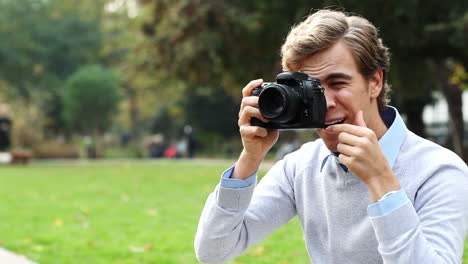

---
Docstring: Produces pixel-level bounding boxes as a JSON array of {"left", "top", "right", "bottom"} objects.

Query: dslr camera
[{"left": 251, "top": 71, "right": 327, "bottom": 130}]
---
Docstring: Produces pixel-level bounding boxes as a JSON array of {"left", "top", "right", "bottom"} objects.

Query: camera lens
[
  {"left": 259, "top": 88, "right": 284, "bottom": 119},
  {"left": 258, "top": 85, "right": 299, "bottom": 122}
]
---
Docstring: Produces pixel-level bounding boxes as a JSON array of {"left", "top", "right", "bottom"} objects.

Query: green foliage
[
  {"left": 0, "top": 0, "right": 466, "bottom": 152},
  {"left": 141, "top": 0, "right": 467, "bottom": 143},
  {"left": 149, "top": 103, "right": 189, "bottom": 143},
  {"left": 140, "top": 0, "right": 311, "bottom": 94},
  {"left": 139, "top": 0, "right": 316, "bottom": 144},
  {"left": 150, "top": 104, "right": 176, "bottom": 136},
  {"left": 0, "top": 0, "right": 116, "bottom": 136},
  {"left": 141, "top": 0, "right": 468, "bottom": 94},
  {"left": 0, "top": 0, "right": 102, "bottom": 97},
  {"left": 62, "top": 65, "right": 121, "bottom": 134},
  {"left": 451, "top": 63, "right": 468, "bottom": 90},
  {"left": 182, "top": 88, "right": 239, "bottom": 137}
]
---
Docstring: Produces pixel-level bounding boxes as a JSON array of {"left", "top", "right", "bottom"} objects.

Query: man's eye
[{"left": 330, "top": 82, "right": 346, "bottom": 86}]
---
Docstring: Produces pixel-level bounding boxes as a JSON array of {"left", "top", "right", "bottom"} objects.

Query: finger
[
  {"left": 239, "top": 96, "right": 259, "bottom": 116},
  {"left": 326, "top": 124, "right": 368, "bottom": 137},
  {"left": 337, "top": 132, "right": 365, "bottom": 146},
  {"left": 354, "top": 110, "right": 367, "bottom": 128},
  {"left": 239, "top": 125, "right": 269, "bottom": 138},
  {"left": 238, "top": 105, "right": 268, "bottom": 126},
  {"left": 338, "top": 153, "right": 352, "bottom": 167},
  {"left": 267, "top": 129, "right": 280, "bottom": 140},
  {"left": 337, "top": 143, "right": 362, "bottom": 157},
  {"left": 242, "top": 79, "right": 263, "bottom": 97}
]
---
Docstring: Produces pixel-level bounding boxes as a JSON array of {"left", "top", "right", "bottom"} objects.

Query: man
[
  {"left": 0, "top": 104, "right": 12, "bottom": 164},
  {"left": 195, "top": 10, "right": 468, "bottom": 264},
  {"left": 0, "top": 116, "right": 11, "bottom": 152}
]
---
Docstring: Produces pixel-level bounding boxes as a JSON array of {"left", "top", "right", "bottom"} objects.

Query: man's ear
[{"left": 369, "top": 69, "right": 383, "bottom": 99}]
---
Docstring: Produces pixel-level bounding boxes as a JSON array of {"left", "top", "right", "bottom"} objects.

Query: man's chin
[
  {"left": 317, "top": 130, "right": 339, "bottom": 152},
  {"left": 317, "top": 129, "right": 339, "bottom": 138},
  {"left": 318, "top": 128, "right": 336, "bottom": 135},
  {"left": 323, "top": 143, "right": 338, "bottom": 153}
]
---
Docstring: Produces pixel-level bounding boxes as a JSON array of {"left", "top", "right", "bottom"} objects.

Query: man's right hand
[{"left": 232, "top": 79, "right": 279, "bottom": 180}]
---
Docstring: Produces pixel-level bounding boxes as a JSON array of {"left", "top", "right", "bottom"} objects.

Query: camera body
[{"left": 251, "top": 71, "right": 327, "bottom": 130}]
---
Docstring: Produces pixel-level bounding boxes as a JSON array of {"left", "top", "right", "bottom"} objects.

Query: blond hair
[{"left": 281, "top": 10, "right": 391, "bottom": 112}]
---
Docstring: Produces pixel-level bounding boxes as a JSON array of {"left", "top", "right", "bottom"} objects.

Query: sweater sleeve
[
  {"left": 194, "top": 159, "right": 297, "bottom": 264},
  {"left": 369, "top": 164, "right": 468, "bottom": 264}
]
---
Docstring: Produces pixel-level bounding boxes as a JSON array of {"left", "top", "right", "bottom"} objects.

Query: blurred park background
[
  {"left": 0, "top": 0, "right": 467, "bottom": 263},
  {"left": 0, "top": 0, "right": 467, "bottom": 161}
]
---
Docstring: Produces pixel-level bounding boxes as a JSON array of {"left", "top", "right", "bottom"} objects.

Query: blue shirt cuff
[
  {"left": 220, "top": 165, "right": 257, "bottom": 189},
  {"left": 368, "top": 189, "right": 409, "bottom": 217}
]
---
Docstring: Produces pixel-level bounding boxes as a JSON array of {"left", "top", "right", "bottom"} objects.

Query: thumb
[{"left": 355, "top": 110, "right": 367, "bottom": 127}]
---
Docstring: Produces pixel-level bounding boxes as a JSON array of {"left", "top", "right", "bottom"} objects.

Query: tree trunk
[
  {"left": 404, "top": 100, "right": 427, "bottom": 138},
  {"left": 440, "top": 59, "right": 465, "bottom": 159},
  {"left": 128, "top": 88, "right": 139, "bottom": 136},
  {"left": 123, "top": 84, "right": 139, "bottom": 138}
]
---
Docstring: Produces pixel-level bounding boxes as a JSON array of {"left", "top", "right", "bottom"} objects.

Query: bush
[
  {"left": 62, "top": 64, "right": 121, "bottom": 135},
  {"left": 33, "top": 140, "right": 80, "bottom": 159}
]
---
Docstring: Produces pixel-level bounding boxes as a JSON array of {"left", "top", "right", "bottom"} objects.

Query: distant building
[{"left": 422, "top": 91, "right": 468, "bottom": 146}]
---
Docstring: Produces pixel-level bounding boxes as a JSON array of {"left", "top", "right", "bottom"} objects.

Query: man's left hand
[{"left": 326, "top": 110, "right": 400, "bottom": 202}]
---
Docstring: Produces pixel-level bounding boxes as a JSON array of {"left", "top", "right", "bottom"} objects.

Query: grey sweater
[{"left": 195, "top": 113, "right": 468, "bottom": 263}]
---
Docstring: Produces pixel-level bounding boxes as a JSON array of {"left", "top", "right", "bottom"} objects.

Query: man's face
[{"left": 298, "top": 40, "right": 382, "bottom": 152}]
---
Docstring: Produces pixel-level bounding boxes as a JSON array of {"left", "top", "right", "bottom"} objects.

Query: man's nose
[{"left": 324, "top": 90, "right": 336, "bottom": 109}]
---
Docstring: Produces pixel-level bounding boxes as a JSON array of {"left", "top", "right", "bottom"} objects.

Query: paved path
[{"left": 0, "top": 248, "right": 37, "bottom": 264}]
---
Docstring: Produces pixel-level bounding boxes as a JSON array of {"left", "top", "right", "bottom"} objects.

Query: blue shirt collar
[
  {"left": 320, "top": 106, "right": 407, "bottom": 172},
  {"left": 378, "top": 106, "right": 407, "bottom": 168}
]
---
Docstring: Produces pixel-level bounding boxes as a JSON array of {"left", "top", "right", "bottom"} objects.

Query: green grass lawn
[
  {"left": 1, "top": 160, "right": 467, "bottom": 264},
  {"left": 0, "top": 161, "right": 310, "bottom": 264}
]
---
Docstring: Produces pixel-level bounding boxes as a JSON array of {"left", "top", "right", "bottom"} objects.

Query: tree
[
  {"left": 62, "top": 65, "right": 121, "bottom": 135},
  {"left": 440, "top": 60, "right": 467, "bottom": 157},
  {"left": 137, "top": 0, "right": 314, "bottom": 144},
  {"left": 140, "top": 0, "right": 467, "bottom": 158},
  {"left": 0, "top": 0, "right": 135, "bottom": 138},
  {"left": 344, "top": 0, "right": 467, "bottom": 157},
  {"left": 182, "top": 88, "right": 239, "bottom": 137},
  {"left": 0, "top": 0, "right": 105, "bottom": 135}
]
